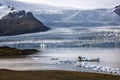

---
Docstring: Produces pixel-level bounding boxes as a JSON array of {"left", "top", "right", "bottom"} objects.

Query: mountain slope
[
  {"left": 114, "top": 5, "right": 120, "bottom": 16},
  {"left": 0, "top": 3, "right": 49, "bottom": 36},
  {"left": 35, "top": 9, "right": 120, "bottom": 22},
  {"left": 0, "top": 3, "right": 11, "bottom": 19},
  {"left": 34, "top": 9, "right": 120, "bottom": 27}
]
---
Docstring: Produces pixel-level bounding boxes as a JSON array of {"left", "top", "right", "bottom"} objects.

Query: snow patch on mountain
[
  {"left": 34, "top": 9, "right": 63, "bottom": 14},
  {"left": 0, "top": 4, "right": 11, "bottom": 19}
]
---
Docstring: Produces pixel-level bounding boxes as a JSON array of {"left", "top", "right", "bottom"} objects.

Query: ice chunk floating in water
[{"left": 52, "top": 57, "right": 120, "bottom": 75}]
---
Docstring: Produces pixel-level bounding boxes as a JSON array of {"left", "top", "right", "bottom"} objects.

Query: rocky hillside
[{"left": 0, "top": 3, "right": 49, "bottom": 36}]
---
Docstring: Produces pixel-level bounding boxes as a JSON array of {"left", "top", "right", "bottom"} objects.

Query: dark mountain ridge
[
  {"left": 114, "top": 5, "right": 120, "bottom": 16},
  {"left": 0, "top": 3, "right": 49, "bottom": 36}
]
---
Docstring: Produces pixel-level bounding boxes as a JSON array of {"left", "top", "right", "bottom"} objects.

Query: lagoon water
[
  {"left": 0, "top": 47, "right": 120, "bottom": 71},
  {"left": 0, "top": 26, "right": 120, "bottom": 72}
]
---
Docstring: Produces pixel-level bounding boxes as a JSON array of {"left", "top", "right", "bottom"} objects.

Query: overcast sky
[{"left": 14, "top": 0, "right": 119, "bottom": 9}]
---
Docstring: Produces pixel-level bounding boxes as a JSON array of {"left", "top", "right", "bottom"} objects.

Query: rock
[
  {"left": 2, "top": 10, "right": 26, "bottom": 19},
  {"left": 0, "top": 46, "right": 39, "bottom": 57},
  {"left": 114, "top": 5, "right": 120, "bottom": 16},
  {"left": 0, "top": 3, "right": 2, "bottom": 6},
  {"left": 0, "top": 10, "right": 49, "bottom": 36},
  {"left": 10, "top": 7, "right": 16, "bottom": 11},
  {"left": 22, "top": 49, "right": 40, "bottom": 55},
  {"left": 26, "top": 12, "right": 33, "bottom": 17},
  {"left": 7, "top": 6, "right": 11, "bottom": 8}
]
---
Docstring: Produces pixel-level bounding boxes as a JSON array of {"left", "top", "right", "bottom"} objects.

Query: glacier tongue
[{"left": 0, "top": 26, "right": 120, "bottom": 48}]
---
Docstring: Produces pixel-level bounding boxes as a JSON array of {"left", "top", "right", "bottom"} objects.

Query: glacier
[
  {"left": 0, "top": 26, "right": 120, "bottom": 48},
  {"left": 0, "top": 3, "right": 120, "bottom": 48}
]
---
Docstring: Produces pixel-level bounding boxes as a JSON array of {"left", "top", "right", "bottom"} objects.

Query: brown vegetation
[
  {"left": 0, "top": 46, "right": 39, "bottom": 57},
  {"left": 0, "top": 70, "right": 120, "bottom": 80}
]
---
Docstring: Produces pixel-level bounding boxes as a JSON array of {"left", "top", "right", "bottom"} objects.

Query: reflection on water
[{"left": 0, "top": 48, "right": 120, "bottom": 71}]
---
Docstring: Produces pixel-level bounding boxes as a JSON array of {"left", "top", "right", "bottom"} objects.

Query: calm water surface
[{"left": 0, "top": 48, "right": 120, "bottom": 71}]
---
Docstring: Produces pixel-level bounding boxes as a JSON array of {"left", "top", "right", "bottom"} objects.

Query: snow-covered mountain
[
  {"left": 0, "top": 3, "right": 49, "bottom": 36},
  {"left": 0, "top": 2, "right": 19, "bottom": 19},
  {"left": 1, "top": 0, "right": 119, "bottom": 27},
  {"left": 34, "top": 9, "right": 120, "bottom": 27},
  {"left": 0, "top": 1, "right": 120, "bottom": 48},
  {"left": 0, "top": 3, "right": 11, "bottom": 19},
  {"left": 34, "top": 9, "right": 120, "bottom": 21}
]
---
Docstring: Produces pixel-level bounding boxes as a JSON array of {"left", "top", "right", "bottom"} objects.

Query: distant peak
[
  {"left": 1, "top": 10, "right": 35, "bottom": 20},
  {"left": 10, "top": 7, "right": 16, "bottom": 11},
  {"left": 26, "top": 12, "right": 33, "bottom": 17},
  {"left": 114, "top": 5, "right": 120, "bottom": 16},
  {"left": 2, "top": 10, "right": 26, "bottom": 19},
  {"left": 115, "top": 5, "right": 120, "bottom": 8}
]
